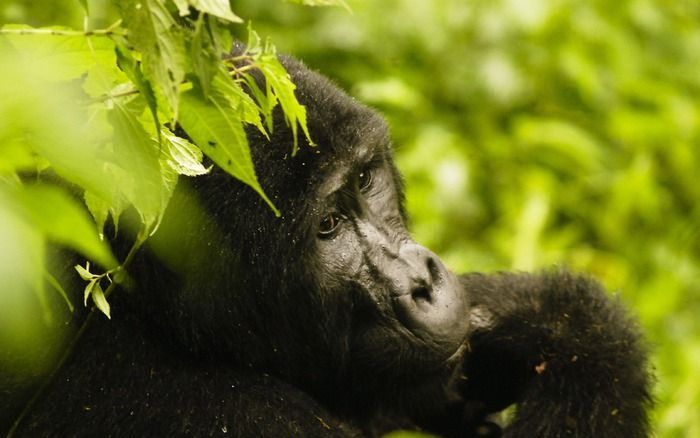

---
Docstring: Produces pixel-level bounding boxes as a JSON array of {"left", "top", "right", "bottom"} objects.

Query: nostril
[
  {"left": 426, "top": 256, "right": 440, "bottom": 282},
  {"left": 411, "top": 285, "right": 433, "bottom": 306}
]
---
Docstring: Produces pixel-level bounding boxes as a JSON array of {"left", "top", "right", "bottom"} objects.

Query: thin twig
[
  {"left": 0, "top": 27, "right": 125, "bottom": 37},
  {"left": 89, "top": 87, "right": 141, "bottom": 104}
]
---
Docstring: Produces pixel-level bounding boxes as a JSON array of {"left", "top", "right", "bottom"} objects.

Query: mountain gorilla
[{"left": 6, "top": 52, "right": 652, "bottom": 437}]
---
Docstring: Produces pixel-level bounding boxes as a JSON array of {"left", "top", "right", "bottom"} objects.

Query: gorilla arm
[{"left": 460, "top": 271, "right": 653, "bottom": 438}]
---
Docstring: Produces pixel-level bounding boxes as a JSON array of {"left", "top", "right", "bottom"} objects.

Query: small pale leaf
[
  {"left": 191, "top": 0, "right": 243, "bottom": 23},
  {"left": 75, "top": 263, "right": 97, "bottom": 281},
  {"left": 83, "top": 278, "right": 97, "bottom": 307},
  {"left": 172, "top": 0, "right": 190, "bottom": 15},
  {"left": 91, "top": 282, "right": 111, "bottom": 319},
  {"left": 162, "top": 128, "right": 211, "bottom": 176}
]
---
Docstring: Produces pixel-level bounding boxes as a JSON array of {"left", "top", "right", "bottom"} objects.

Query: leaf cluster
[{"left": 0, "top": 0, "right": 311, "bottom": 354}]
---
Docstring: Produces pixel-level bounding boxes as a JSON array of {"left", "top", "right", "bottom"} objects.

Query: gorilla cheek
[{"left": 315, "top": 233, "right": 365, "bottom": 290}]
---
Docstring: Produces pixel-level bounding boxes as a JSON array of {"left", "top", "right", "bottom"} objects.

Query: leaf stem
[
  {"left": 89, "top": 87, "right": 141, "bottom": 104},
  {"left": 0, "top": 27, "right": 126, "bottom": 37}
]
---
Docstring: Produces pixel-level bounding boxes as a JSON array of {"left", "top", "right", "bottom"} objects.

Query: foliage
[
  {"left": 231, "top": 1, "right": 700, "bottom": 436},
  {"left": 0, "top": 0, "right": 310, "bottom": 376},
  {"left": 1, "top": 0, "right": 698, "bottom": 436}
]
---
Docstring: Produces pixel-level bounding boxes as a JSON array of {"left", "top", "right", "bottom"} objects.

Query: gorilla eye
[
  {"left": 319, "top": 213, "right": 342, "bottom": 237},
  {"left": 358, "top": 168, "right": 373, "bottom": 191}
]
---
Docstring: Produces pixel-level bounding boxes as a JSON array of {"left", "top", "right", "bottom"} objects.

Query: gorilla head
[{"left": 130, "top": 53, "right": 470, "bottom": 414}]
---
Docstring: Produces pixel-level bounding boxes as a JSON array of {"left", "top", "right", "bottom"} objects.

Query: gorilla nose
[
  {"left": 405, "top": 257, "right": 438, "bottom": 311},
  {"left": 389, "top": 243, "right": 438, "bottom": 301},
  {"left": 391, "top": 244, "right": 469, "bottom": 348}
]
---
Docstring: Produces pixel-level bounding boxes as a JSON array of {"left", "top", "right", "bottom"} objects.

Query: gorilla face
[{"left": 311, "top": 132, "right": 470, "bottom": 375}]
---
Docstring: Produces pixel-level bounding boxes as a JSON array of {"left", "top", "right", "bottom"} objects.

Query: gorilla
[{"left": 3, "top": 52, "right": 652, "bottom": 437}]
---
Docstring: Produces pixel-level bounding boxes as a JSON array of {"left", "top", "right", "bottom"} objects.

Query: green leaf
[
  {"left": 45, "top": 270, "right": 74, "bottom": 313},
  {"left": 10, "top": 185, "right": 118, "bottom": 269},
  {"left": 0, "top": 25, "right": 116, "bottom": 83},
  {"left": 116, "top": 0, "right": 186, "bottom": 119},
  {"left": 0, "top": 199, "right": 61, "bottom": 375},
  {"left": 189, "top": 0, "right": 243, "bottom": 23},
  {"left": 242, "top": 72, "right": 276, "bottom": 133},
  {"left": 162, "top": 128, "right": 211, "bottom": 176},
  {"left": 109, "top": 103, "right": 165, "bottom": 228},
  {"left": 207, "top": 15, "right": 233, "bottom": 57},
  {"left": 91, "top": 282, "right": 111, "bottom": 319},
  {"left": 115, "top": 39, "right": 160, "bottom": 136},
  {"left": 84, "top": 191, "right": 110, "bottom": 240},
  {"left": 0, "top": 43, "right": 118, "bottom": 204},
  {"left": 245, "top": 23, "right": 262, "bottom": 55},
  {"left": 214, "top": 66, "right": 266, "bottom": 135},
  {"left": 83, "top": 278, "right": 96, "bottom": 306},
  {"left": 178, "top": 84, "right": 279, "bottom": 216},
  {"left": 171, "top": 0, "right": 189, "bottom": 16},
  {"left": 75, "top": 263, "right": 98, "bottom": 281},
  {"left": 256, "top": 44, "right": 314, "bottom": 154},
  {"left": 190, "top": 14, "right": 219, "bottom": 97},
  {"left": 286, "top": 0, "right": 351, "bottom": 12}
]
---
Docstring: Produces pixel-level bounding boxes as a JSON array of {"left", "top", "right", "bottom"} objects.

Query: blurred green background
[{"left": 2, "top": 0, "right": 699, "bottom": 436}]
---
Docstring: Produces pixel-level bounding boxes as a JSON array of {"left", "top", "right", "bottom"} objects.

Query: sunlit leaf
[
  {"left": 109, "top": 103, "right": 164, "bottom": 228},
  {"left": 83, "top": 278, "right": 97, "bottom": 306},
  {"left": 286, "top": 0, "right": 351, "bottom": 12},
  {"left": 162, "top": 128, "right": 211, "bottom": 176},
  {"left": 114, "top": 39, "right": 160, "bottom": 135},
  {"left": 0, "top": 43, "right": 117, "bottom": 203},
  {"left": 207, "top": 15, "right": 234, "bottom": 57},
  {"left": 214, "top": 66, "right": 266, "bottom": 135},
  {"left": 178, "top": 84, "right": 279, "bottom": 215},
  {"left": 256, "top": 44, "right": 314, "bottom": 154},
  {"left": 0, "top": 25, "right": 115, "bottom": 82},
  {"left": 190, "top": 0, "right": 243, "bottom": 23},
  {"left": 81, "top": 276, "right": 112, "bottom": 319},
  {"left": 91, "top": 282, "right": 111, "bottom": 319},
  {"left": 116, "top": 0, "right": 186, "bottom": 119},
  {"left": 171, "top": 0, "right": 189, "bottom": 16},
  {"left": 75, "top": 263, "right": 98, "bottom": 281},
  {"left": 190, "top": 14, "right": 219, "bottom": 97},
  {"left": 10, "top": 185, "right": 117, "bottom": 269}
]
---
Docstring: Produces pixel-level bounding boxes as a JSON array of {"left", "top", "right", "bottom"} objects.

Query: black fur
[
  {"left": 3, "top": 53, "right": 652, "bottom": 437},
  {"left": 461, "top": 272, "right": 652, "bottom": 437}
]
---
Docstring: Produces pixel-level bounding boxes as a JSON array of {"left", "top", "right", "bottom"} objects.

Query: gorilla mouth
[{"left": 391, "top": 275, "right": 471, "bottom": 362}]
